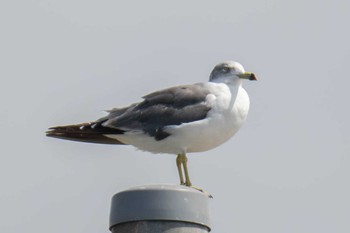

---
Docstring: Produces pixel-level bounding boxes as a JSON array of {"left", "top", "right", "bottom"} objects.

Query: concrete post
[{"left": 109, "top": 184, "right": 211, "bottom": 233}]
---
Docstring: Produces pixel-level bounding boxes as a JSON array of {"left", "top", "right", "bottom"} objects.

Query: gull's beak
[{"left": 237, "top": 72, "right": 257, "bottom": 81}]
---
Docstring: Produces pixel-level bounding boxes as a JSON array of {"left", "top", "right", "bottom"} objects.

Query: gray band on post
[{"left": 109, "top": 184, "right": 211, "bottom": 233}]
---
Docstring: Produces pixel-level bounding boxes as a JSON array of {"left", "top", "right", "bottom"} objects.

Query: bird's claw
[
  {"left": 191, "top": 186, "right": 213, "bottom": 198},
  {"left": 180, "top": 183, "right": 213, "bottom": 198}
]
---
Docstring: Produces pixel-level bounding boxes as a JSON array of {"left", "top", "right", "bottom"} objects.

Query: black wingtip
[{"left": 45, "top": 122, "right": 126, "bottom": 145}]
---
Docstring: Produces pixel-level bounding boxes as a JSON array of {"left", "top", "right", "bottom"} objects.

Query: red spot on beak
[{"left": 250, "top": 73, "right": 257, "bottom": 81}]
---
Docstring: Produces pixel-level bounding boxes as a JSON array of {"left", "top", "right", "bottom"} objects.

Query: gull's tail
[{"left": 46, "top": 122, "right": 125, "bottom": 145}]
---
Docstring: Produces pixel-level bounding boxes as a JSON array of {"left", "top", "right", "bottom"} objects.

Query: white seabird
[{"left": 46, "top": 61, "right": 257, "bottom": 186}]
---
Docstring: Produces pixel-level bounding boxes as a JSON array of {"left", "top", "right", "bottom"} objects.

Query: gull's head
[{"left": 209, "top": 61, "right": 257, "bottom": 84}]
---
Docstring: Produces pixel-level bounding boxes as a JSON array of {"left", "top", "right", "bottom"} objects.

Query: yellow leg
[
  {"left": 176, "top": 154, "right": 185, "bottom": 185},
  {"left": 182, "top": 154, "right": 192, "bottom": 187},
  {"left": 177, "top": 153, "right": 192, "bottom": 187}
]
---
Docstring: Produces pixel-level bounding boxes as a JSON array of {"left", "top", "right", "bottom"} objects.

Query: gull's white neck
[{"left": 210, "top": 76, "right": 243, "bottom": 99}]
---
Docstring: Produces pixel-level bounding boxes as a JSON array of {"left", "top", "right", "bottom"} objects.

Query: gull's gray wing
[{"left": 102, "top": 83, "right": 211, "bottom": 140}]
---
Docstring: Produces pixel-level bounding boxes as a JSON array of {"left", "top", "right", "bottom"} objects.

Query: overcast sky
[{"left": 1, "top": 0, "right": 349, "bottom": 233}]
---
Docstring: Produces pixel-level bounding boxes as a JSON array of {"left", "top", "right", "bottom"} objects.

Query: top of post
[{"left": 109, "top": 184, "right": 211, "bottom": 231}]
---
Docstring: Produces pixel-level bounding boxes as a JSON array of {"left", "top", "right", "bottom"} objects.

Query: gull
[{"left": 46, "top": 61, "right": 257, "bottom": 187}]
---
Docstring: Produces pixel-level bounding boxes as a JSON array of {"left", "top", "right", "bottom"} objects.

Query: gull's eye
[{"left": 221, "top": 67, "right": 230, "bottom": 73}]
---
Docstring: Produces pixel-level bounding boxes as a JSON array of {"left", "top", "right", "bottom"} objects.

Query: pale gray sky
[{"left": 1, "top": 0, "right": 349, "bottom": 232}]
